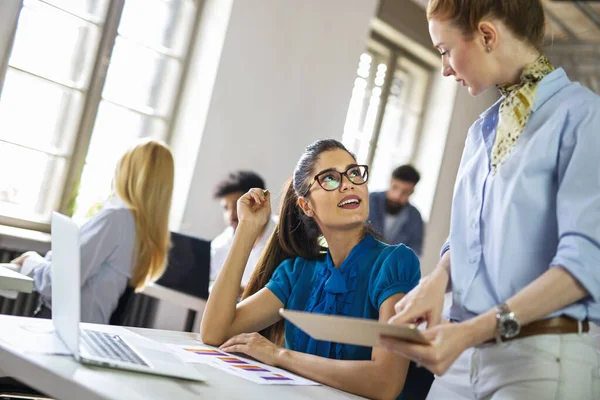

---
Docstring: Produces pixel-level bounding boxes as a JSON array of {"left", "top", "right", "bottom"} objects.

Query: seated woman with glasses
[{"left": 201, "top": 139, "right": 420, "bottom": 399}]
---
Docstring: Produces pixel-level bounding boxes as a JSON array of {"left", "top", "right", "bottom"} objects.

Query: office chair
[
  {"left": 154, "top": 232, "right": 211, "bottom": 331},
  {"left": 402, "top": 361, "right": 435, "bottom": 400},
  {"left": 107, "top": 232, "right": 210, "bottom": 329},
  {"left": 108, "top": 285, "right": 135, "bottom": 326},
  {"left": 156, "top": 232, "right": 210, "bottom": 299}
]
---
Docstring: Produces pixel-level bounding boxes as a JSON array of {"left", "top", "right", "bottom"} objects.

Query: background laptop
[{"left": 51, "top": 211, "right": 206, "bottom": 382}]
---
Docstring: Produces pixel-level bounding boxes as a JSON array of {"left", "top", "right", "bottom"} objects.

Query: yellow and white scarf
[{"left": 492, "top": 55, "right": 554, "bottom": 173}]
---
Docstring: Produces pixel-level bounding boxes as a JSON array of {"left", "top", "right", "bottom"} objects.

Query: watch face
[{"left": 500, "top": 317, "right": 521, "bottom": 338}]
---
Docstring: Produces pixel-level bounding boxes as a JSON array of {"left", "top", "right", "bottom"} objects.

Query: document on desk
[
  {"left": 0, "top": 320, "right": 70, "bottom": 355},
  {"left": 168, "top": 344, "right": 319, "bottom": 386}
]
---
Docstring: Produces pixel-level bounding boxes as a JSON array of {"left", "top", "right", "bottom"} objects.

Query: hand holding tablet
[{"left": 279, "top": 309, "right": 429, "bottom": 347}]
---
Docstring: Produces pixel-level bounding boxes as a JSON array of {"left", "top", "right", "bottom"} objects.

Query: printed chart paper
[{"left": 169, "top": 344, "right": 319, "bottom": 386}]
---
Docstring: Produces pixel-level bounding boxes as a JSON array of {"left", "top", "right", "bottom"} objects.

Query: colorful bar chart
[{"left": 174, "top": 345, "right": 318, "bottom": 386}]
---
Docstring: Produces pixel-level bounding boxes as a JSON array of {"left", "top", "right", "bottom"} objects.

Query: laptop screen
[{"left": 51, "top": 212, "right": 81, "bottom": 358}]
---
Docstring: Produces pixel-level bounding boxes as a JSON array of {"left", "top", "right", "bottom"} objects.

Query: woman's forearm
[
  {"left": 464, "top": 266, "right": 589, "bottom": 346},
  {"left": 201, "top": 222, "right": 261, "bottom": 345},
  {"left": 431, "top": 250, "right": 451, "bottom": 293},
  {"left": 276, "top": 349, "right": 406, "bottom": 400}
]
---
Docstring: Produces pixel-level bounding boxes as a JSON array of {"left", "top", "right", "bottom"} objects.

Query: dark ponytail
[{"left": 241, "top": 139, "right": 355, "bottom": 344}]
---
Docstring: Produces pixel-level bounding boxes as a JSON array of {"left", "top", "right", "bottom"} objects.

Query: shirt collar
[
  {"left": 479, "top": 67, "right": 570, "bottom": 118},
  {"left": 104, "top": 194, "right": 129, "bottom": 210},
  {"left": 530, "top": 67, "right": 569, "bottom": 112}
]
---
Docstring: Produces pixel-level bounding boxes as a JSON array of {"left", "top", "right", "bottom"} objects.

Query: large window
[
  {"left": 342, "top": 35, "right": 432, "bottom": 192},
  {"left": 0, "top": 0, "right": 199, "bottom": 230}
]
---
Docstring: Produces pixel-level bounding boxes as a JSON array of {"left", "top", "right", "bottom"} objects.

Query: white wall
[
  {"left": 171, "top": 0, "right": 378, "bottom": 241},
  {"left": 168, "top": 0, "right": 235, "bottom": 234},
  {"left": 410, "top": 72, "right": 457, "bottom": 222},
  {"left": 157, "top": 0, "right": 378, "bottom": 331}
]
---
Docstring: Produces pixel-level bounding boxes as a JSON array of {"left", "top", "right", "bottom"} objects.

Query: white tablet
[{"left": 279, "top": 309, "right": 429, "bottom": 347}]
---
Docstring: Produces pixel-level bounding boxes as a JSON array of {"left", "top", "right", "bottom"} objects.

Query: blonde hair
[{"left": 114, "top": 139, "right": 174, "bottom": 291}]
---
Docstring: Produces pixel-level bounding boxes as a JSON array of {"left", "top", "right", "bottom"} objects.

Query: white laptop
[{"left": 51, "top": 211, "right": 206, "bottom": 382}]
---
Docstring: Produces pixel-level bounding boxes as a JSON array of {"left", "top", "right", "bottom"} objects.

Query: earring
[{"left": 486, "top": 46, "right": 492, "bottom": 53}]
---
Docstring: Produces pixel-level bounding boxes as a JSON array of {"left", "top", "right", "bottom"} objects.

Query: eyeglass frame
[{"left": 302, "top": 164, "right": 369, "bottom": 197}]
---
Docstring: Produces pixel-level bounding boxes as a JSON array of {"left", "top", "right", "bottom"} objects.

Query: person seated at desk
[
  {"left": 201, "top": 139, "right": 420, "bottom": 400},
  {"left": 211, "top": 171, "right": 277, "bottom": 291},
  {"left": 11, "top": 139, "right": 175, "bottom": 324},
  {"left": 368, "top": 165, "right": 424, "bottom": 255}
]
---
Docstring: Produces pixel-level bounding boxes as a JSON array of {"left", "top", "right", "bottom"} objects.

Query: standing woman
[
  {"left": 381, "top": 0, "right": 600, "bottom": 398},
  {"left": 12, "top": 139, "right": 174, "bottom": 325}
]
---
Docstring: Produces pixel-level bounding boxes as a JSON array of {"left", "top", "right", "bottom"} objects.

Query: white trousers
[{"left": 426, "top": 333, "right": 600, "bottom": 400}]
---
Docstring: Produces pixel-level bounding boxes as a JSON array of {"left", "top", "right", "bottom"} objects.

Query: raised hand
[{"left": 236, "top": 188, "right": 271, "bottom": 233}]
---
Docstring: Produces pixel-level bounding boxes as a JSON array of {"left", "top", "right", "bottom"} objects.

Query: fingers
[
  {"left": 393, "top": 295, "right": 409, "bottom": 314},
  {"left": 11, "top": 252, "right": 31, "bottom": 265},
  {"left": 379, "top": 337, "right": 432, "bottom": 359},
  {"left": 10, "top": 255, "right": 24, "bottom": 265},
  {"left": 219, "top": 344, "right": 246, "bottom": 354},
  {"left": 248, "top": 189, "right": 264, "bottom": 205},
  {"left": 219, "top": 333, "right": 253, "bottom": 349},
  {"left": 380, "top": 326, "right": 455, "bottom": 376},
  {"left": 420, "top": 328, "right": 440, "bottom": 342},
  {"left": 240, "top": 188, "right": 270, "bottom": 209},
  {"left": 218, "top": 332, "right": 264, "bottom": 354},
  {"left": 388, "top": 305, "right": 424, "bottom": 326},
  {"left": 379, "top": 336, "right": 436, "bottom": 372}
]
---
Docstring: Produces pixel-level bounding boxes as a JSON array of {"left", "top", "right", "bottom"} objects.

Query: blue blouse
[{"left": 265, "top": 234, "right": 420, "bottom": 361}]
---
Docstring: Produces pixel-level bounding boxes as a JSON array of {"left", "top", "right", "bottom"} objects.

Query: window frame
[
  {"left": 345, "top": 32, "right": 434, "bottom": 177},
  {"left": 0, "top": 0, "right": 203, "bottom": 232}
]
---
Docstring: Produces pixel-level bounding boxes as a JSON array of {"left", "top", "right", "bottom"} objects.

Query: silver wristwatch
[{"left": 495, "top": 303, "right": 521, "bottom": 343}]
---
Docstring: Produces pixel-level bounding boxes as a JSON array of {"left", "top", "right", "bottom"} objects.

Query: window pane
[
  {"left": 0, "top": 142, "right": 67, "bottom": 222},
  {"left": 38, "top": 0, "right": 109, "bottom": 22},
  {"left": 342, "top": 52, "right": 389, "bottom": 164},
  {"left": 10, "top": 1, "right": 102, "bottom": 88},
  {"left": 102, "top": 37, "right": 181, "bottom": 117},
  {"left": 119, "top": 0, "right": 196, "bottom": 58},
  {"left": 72, "top": 101, "right": 167, "bottom": 220},
  {"left": 0, "top": 68, "right": 82, "bottom": 154},
  {"left": 369, "top": 59, "right": 430, "bottom": 191}
]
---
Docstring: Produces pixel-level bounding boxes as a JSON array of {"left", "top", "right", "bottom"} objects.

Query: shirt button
[
  {"left": 471, "top": 221, "right": 478, "bottom": 229},
  {"left": 469, "top": 258, "right": 478, "bottom": 264}
]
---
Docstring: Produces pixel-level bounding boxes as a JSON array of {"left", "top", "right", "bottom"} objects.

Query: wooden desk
[{"left": 0, "top": 315, "right": 363, "bottom": 400}]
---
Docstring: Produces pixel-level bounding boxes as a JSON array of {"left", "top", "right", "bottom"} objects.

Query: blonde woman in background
[{"left": 11, "top": 139, "right": 174, "bottom": 324}]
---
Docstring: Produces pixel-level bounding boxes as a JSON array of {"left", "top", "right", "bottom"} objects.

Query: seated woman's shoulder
[
  {"left": 376, "top": 240, "right": 418, "bottom": 262},
  {"left": 84, "top": 204, "right": 135, "bottom": 233}
]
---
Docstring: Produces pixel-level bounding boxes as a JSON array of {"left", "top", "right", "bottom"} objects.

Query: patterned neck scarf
[{"left": 491, "top": 55, "right": 554, "bottom": 173}]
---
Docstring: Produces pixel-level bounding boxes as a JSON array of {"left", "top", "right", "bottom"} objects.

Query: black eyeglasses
[{"left": 302, "top": 165, "right": 369, "bottom": 197}]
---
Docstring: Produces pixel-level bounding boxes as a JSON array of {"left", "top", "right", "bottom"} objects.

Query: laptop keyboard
[{"left": 80, "top": 329, "right": 149, "bottom": 367}]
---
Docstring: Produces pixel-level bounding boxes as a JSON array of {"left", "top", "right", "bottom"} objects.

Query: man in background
[
  {"left": 211, "top": 171, "right": 277, "bottom": 291},
  {"left": 369, "top": 165, "right": 424, "bottom": 255}
]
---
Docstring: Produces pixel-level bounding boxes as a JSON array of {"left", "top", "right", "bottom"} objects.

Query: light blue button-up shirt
[
  {"left": 444, "top": 68, "right": 600, "bottom": 324},
  {"left": 31, "top": 196, "right": 136, "bottom": 324}
]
